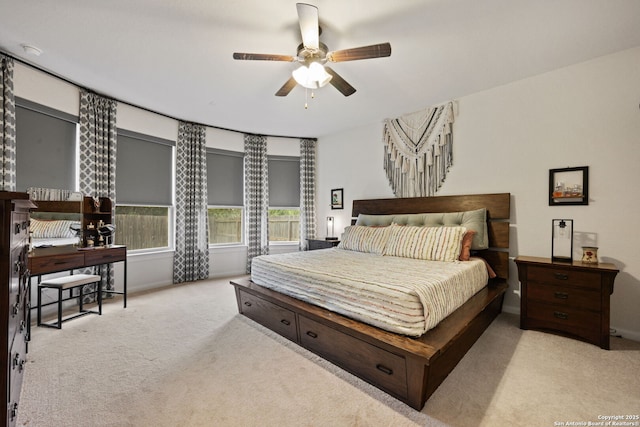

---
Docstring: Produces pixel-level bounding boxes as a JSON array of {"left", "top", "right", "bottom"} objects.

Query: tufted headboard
[{"left": 351, "top": 193, "right": 511, "bottom": 280}]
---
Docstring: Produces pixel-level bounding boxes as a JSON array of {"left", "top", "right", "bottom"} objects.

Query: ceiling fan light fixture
[{"left": 292, "top": 62, "right": 332, "bottom": 89}]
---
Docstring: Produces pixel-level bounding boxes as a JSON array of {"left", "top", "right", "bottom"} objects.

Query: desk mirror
[{"left": 28, "top": 187, "right": 83, "bottom": 248}]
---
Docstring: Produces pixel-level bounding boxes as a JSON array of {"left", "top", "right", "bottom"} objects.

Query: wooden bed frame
[{"left": 230, "top": 193, "right": 510, "bottom": 410}]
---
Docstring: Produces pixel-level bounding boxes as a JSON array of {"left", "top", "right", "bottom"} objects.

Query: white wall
[{"left": 316, "top": 46, "right": 640, "bottom": 341}]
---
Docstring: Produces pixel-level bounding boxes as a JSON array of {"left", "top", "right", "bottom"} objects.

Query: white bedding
[{"left": 250, "top": 248, "right": 489, "bottom": 337}]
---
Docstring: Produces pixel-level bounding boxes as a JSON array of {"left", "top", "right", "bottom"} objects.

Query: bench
[{"left": 37, "top": 274, "right": 103, "bottom": 329}]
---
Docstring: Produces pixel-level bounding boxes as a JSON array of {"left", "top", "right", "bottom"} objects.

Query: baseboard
[
  {"left": 502, "top": 303, "right": 519, "bottom": 315},
  {"left": 611, "top": 325, "right": 640, "bottom": 343}
]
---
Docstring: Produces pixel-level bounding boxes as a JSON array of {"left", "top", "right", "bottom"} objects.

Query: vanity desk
[{"left": 28, "top": 244, "right": 128, "bottom": 307}]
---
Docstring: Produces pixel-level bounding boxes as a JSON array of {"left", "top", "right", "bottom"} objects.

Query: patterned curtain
[
  {"left": 244, "top": 134, "right": 269, "bottom": 273},
  {"left": 174, "top": 121, "right": 209, "bottom": 283},
  {"left": 78, "top": 90, "right": 118, "bottom": 301},
  {"left": 0, "top": 54, "right": 16, "bottom": 191},
  {"left": 383, "top": 101, "right": 454, "bottom": 197},
  {"left": 299, "top": 138, "right": 316, "bottom": 250}
]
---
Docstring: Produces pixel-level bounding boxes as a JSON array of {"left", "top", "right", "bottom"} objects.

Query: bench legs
[{"left": 37, "top": 281, "right": 103, "bottom": 329}]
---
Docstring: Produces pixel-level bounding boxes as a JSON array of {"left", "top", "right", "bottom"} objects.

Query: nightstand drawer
[
  {"left": 527, "top": 283, "right": 600, "bottom": 312},
  {"left": 526, "top": 301, "right": 601, "bottom": 343},
  {"left": 527, "top": 265, "right": 601, "bottom": 290}
]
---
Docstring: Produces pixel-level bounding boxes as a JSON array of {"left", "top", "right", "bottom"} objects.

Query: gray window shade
[
  {"left": 268, "top": 156, "right": 300, "bottom": 207},
  {"left": 207, "top": 149, "right": 243, "bottom": 206},
  {"left": 15, "top": 99, "right": 77, "bottom": 192},
  {"left": 116, "top": 130, "right": 173, "bottom": 205}
]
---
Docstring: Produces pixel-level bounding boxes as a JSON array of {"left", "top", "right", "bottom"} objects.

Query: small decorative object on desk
[
  {"left": 92, "top": 197, "right": 101, "bottom": 211},
  {"left": 582, "top": 246, "right": 598, "bottom": 263}
]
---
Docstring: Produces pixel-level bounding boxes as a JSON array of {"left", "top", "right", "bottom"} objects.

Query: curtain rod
[{"left": 2, "top": 51, "right": 316, "bottom": 142}]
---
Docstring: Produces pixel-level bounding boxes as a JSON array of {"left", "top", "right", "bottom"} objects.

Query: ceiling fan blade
[
  {"left": 275, "top": 77, "right": 298, "bottom": 97},
  {"left": 233, "top": 52, "right": 295, "bottom": 61},
  {"left": 327, "top": 42, "right": 392, "bottom": 62},
  {"left": 324, "top": 66, "right": 356, "bottom": 97},
  {"left": 296, "top": 3, "right": 319, "bottom": 50}
]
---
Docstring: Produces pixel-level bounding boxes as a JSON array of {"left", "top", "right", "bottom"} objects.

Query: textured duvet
[{"left": 250, "top": 248, "right": 489, "bottom": 336}]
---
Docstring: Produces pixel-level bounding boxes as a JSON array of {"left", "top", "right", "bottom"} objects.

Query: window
[
  {"left": 268, "top": 208, "right": 300, "bottom": 242},
  {"left": 15, "top": 98, "right": 78, "bottom": 192},
  {"left": 207, "top": 149, "right": 244, "bottom": 245},
  {"left": 115, "top": 129, "right": 174, "bottom": 251},
  {"left": 115, "top": 206, "right": 170, "bottom": 250},
  {"left": 268, "top": 156, "right": 300, "bottom": 243}
]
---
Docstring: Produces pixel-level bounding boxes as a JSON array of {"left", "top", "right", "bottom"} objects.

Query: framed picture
[
  {"left": 331, "top": 188, "right": 343, "bottom": 210},
  {"left": 549, "top": 166, "right": 588, "bottom": 206}
]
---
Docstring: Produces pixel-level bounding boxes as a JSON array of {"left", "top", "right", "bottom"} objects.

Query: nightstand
[
  {"left": 307, "top": 239, "right": 340, "bottom": 250},
  {"left": 515, "top": 256, "right": 618, "bottom": 349}
]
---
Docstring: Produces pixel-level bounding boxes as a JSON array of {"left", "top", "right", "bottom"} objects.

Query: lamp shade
[{"left": 326, "top": 216, "right": 337, "bottom": 240}]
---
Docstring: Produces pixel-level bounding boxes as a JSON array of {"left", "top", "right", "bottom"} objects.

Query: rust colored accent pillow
[{"left": 458, "top": 230, "right": 477, "bottom": 261}]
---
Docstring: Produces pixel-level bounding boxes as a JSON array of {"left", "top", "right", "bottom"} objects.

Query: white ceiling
[{"left": 2, "top": 0, "right": 640, "bottom": 139}]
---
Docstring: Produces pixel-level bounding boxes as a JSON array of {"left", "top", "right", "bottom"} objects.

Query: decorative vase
[{"left": 581, "top": 246, "right": 598, "bottom": 264}]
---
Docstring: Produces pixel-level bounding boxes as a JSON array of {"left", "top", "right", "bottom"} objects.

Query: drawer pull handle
[
  {"left": 280, "top": 319, "right": 290, "bottom": 326},
  {"left": 553, "top": 273, "right": 569, "bottom": 280},
  {"left": 243, "top": 301, "right": 252, "bottom": 307},
  {"left": 554, "top": 292, "right": 569, "bottom": 300},
  {"left": 376, "top": 364, "right": 393, "bottom": 375},
  {"left": 306, "top": 331, "right": 318, "bottom": 339},
  {"left": 12, "top": 353, "right": 20, "bottom": 369},
  {"left": 554, "top": 311, "right": 569, "bottom": 320},
  {"left": 54, "top": 261, "right": 69, "bottom": 265}
]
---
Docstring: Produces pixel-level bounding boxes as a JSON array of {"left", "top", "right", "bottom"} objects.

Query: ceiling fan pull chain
[{"left": 305, "top": 88, "right": 309, "bottom": 110}]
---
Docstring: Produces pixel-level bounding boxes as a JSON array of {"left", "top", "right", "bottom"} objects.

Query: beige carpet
[{"left": 17, "top": 277, "right": 640, "bottom": 427}]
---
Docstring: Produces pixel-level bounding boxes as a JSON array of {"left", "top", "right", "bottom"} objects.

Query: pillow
[
  {"left": 384, "top": 224, "right": 467, "bottom": 262},
  {"left": 337, "top": 225, "right": 391, "bottom": 255},
  {"left": 458, "top": 230, "right": 476, "bottom": 261},
  {"left": 30, "top": 218, "right": 78, "bottom": 238}
]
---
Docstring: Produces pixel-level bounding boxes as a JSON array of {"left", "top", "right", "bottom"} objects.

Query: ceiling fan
[{"left": 233, "top": 3, "right": 391, "bottom": 97}]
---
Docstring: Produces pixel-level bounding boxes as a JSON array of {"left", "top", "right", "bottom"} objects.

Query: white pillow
[
  {"left": 383, "top": 224, "right": 467, "bottom": 262},
  {"left": 337, "top": 225, "right": 391, "bottom": 255}
]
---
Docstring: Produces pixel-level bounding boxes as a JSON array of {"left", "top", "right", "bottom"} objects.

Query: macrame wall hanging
[{"left": 383, "top": 101, "right": 455, "bottom": 197}]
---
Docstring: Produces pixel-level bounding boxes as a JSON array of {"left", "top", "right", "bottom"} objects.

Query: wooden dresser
[
  {"left": 515, "top": 256, "right": 619, "bottom": 349},
  {"left": 1, "top": 192, "right": 35, "bottom": 427}
]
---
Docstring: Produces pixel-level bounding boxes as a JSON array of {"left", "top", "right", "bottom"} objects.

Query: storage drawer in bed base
[
  {"left": 299, "top": 315, "right": 408, "bottom": 400},
  {"left": 238, "top": 289, "right": 298, "bottom": 342}
]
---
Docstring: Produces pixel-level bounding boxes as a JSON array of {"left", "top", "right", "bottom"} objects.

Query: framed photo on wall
[
  {"left": 549, "top": 166, "right": 589, "bottom": 206},
  {"left": 331, "top": 188, "right": 343, "bottom": 210}
]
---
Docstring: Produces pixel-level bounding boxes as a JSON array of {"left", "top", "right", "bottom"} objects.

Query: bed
[{"left": 230, "top": 193, "right": 510, "bottom": 410}]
